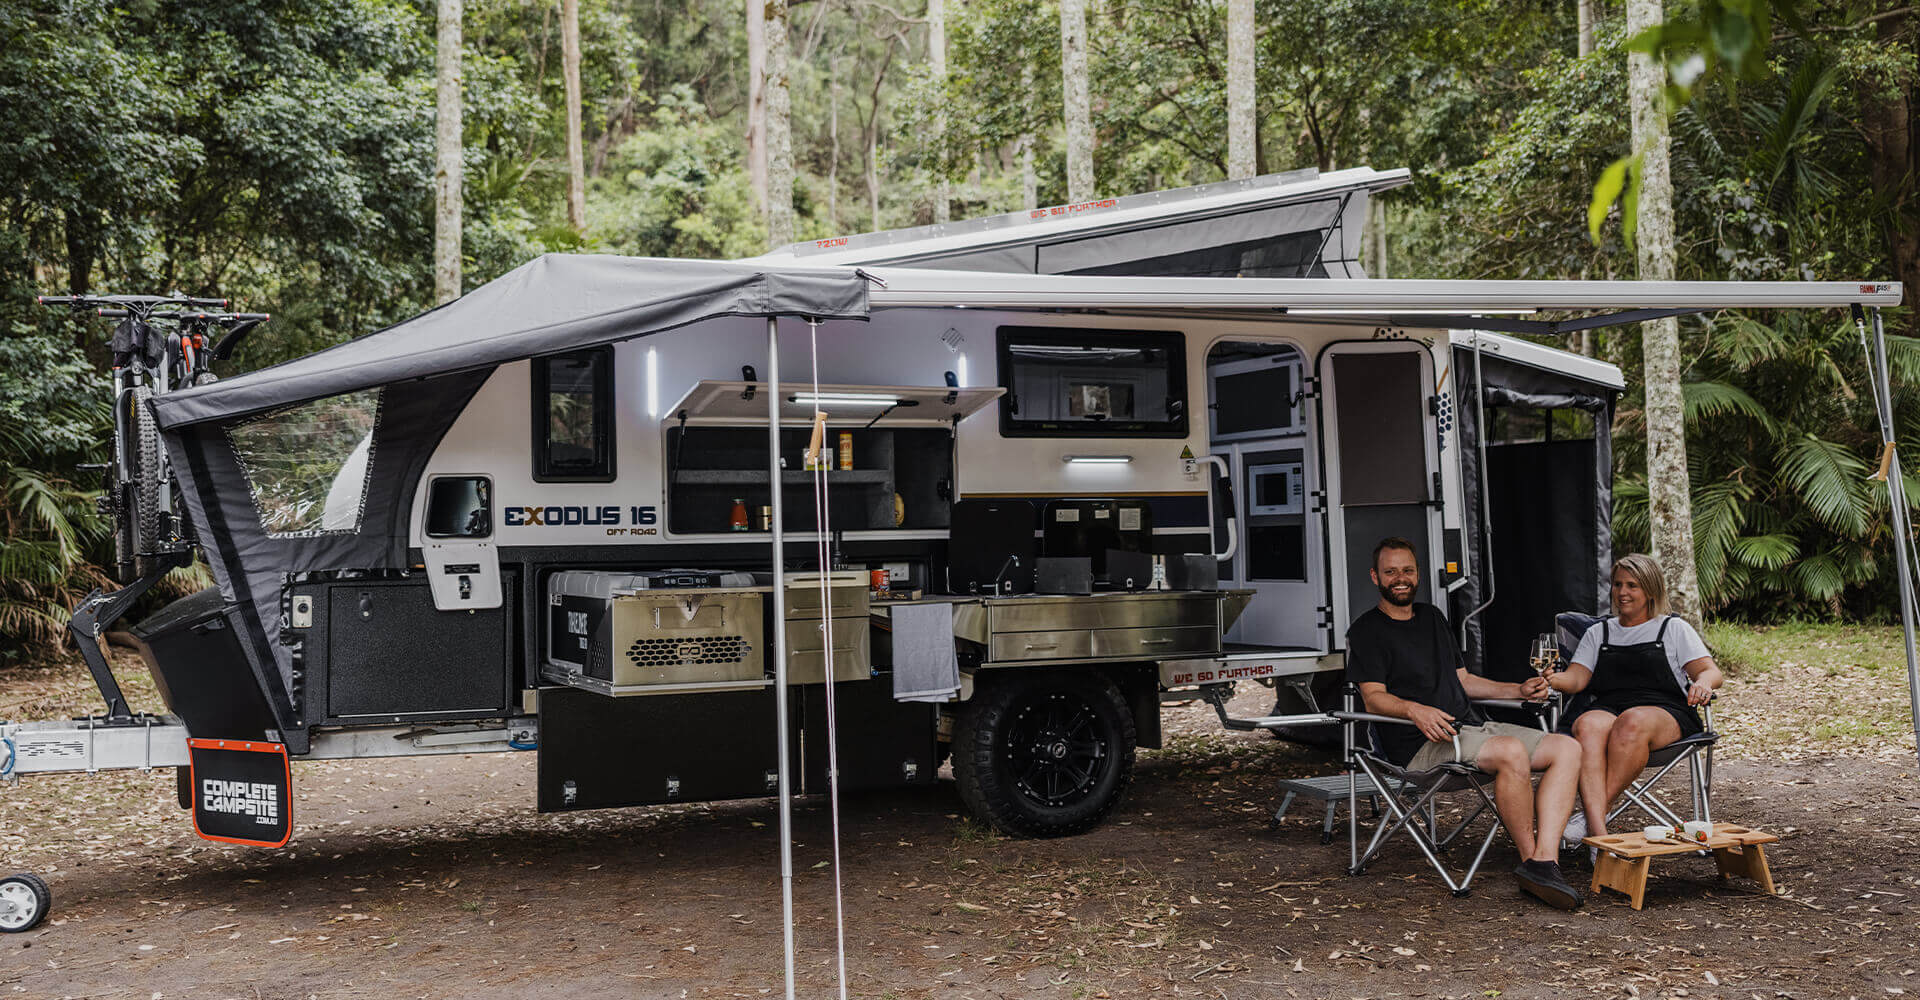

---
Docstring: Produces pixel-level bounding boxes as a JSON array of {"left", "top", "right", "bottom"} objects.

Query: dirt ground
[{"left": 4, "top": 638, "right": 1920, "bottom": 1000}]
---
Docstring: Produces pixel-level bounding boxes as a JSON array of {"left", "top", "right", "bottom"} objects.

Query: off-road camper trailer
[{"left": 2, "top": 167, "right": 1902, "bottom": 933}]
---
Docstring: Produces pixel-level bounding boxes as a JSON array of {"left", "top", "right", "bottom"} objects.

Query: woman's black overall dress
[{"left": 1572, "top": 616, "right": 1703, "bottom": 738}]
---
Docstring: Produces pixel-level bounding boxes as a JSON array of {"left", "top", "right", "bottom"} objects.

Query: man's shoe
[
  {"left": 1514, "top": 859, "right": 1582, "bottom": 910},
  {"left": 1561, "top": 812, "right": 1588, "bottom": 848}
]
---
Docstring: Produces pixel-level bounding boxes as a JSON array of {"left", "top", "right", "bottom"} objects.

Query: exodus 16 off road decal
[{"left": 187, "top": 738, "right": 293, "bottom": 848}]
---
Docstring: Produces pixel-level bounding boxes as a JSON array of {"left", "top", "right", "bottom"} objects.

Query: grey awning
[{"left": 152, "top": 255, "right": 871, "bottom": 430}]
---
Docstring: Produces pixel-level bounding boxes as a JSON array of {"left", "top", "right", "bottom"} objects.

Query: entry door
[
  {"left": 1207, "top": 347, "right": 1322, "bottom": 650},
  {"left": 1319, "top": 342, "right": 1443, "bottom": 644}
]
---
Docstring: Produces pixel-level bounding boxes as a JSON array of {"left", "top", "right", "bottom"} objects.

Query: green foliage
[
  {"left": 0, "top": 0, "right": 1913, "bottom": 631},
  {"left": 590, "top": 89, "right": 767, "bottom": 259}
]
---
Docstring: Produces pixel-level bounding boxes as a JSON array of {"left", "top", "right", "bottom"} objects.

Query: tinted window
[
  {"left": 997, "top": 327, "right": 1187, "bottom": 437},
  {"left": 425, "top": 476, "right": 492, "bottom": 538},
  {"left": 533, "top": 349, "right": 614, "bottom": 481}
]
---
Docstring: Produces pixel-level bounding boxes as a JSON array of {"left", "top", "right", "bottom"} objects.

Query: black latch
[
  {"left": 1315, "top": 605, "right": 1334, "bottom": 627},
  {"left": 740, "top": 365, "right": 757, "bottom": 401}
]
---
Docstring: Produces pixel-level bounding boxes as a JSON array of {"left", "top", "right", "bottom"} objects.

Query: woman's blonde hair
[{"left": 1611, "top": 553, "right": 1669, "bottom": 618}]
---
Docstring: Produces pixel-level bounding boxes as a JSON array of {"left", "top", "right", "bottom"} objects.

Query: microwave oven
[{"left": 1248, "top": 461, "right": 1304, "bottom": 516}]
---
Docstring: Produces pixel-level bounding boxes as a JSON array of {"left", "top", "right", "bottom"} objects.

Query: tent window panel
[
  {"left": 533, "top": 348, "right": 615, "bottom": 482},
  {"left": 997, "top": 327, "right": 1188, "bottom": 438},
  {"left": 1488, "top": 407, "right": 1595, "bottom": 446},
  {"left": 227, "top": 390, "right": 380, "bottom": 537}
]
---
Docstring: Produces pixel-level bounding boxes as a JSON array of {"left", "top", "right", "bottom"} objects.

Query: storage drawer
[
  {"left": 1090, "top": 625, "right": 1218, "bottom": 658},
  {"left": 784, "top": 618, "right": 871, "bottom": 684},
  {"left": 987, "top": 596, "right": 1217, "bottom": 633},
  {"left": 783, "top": 576, "right": 870, "bottom": 620},
  {"left": 989, "top": 629, "right": 1093, "bottom": 662}
]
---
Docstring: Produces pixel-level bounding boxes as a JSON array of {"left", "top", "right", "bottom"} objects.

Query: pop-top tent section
[
  {"left": 148, "top": 255, "right": 873, "bottom": 751},
  {"left": 753, "top": 166, "right": 1410, "bottom": 278}
]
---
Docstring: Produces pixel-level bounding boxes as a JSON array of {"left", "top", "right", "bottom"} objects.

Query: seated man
[{"left": 1347, "top": 537, "right": 1584, "bottom": 909}]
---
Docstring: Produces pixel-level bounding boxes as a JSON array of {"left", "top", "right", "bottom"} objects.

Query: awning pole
[
  {"left": 767, "top": 317, "right": 797, "bottom": 1000},
  {"left": 1865, "top": 307, "right": 1920, "bottom": 766}
]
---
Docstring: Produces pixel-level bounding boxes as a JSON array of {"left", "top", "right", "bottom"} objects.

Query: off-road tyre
[
  {"left": 0, "top": 873, "right": 50, "bottom": 933},
  {"left": 952, "top": 670, "right": 1134, "bottom": 838}
]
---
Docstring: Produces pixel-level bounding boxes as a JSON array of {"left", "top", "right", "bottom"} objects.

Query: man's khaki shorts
[{"left": 1404, "top": 720, "right": 1549, "bottom": 772}]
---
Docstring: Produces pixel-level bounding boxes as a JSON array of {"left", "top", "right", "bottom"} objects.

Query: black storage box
[
  {"left": 1035, "top": 557, "right": 1094, "bottom": 595},
  {"left": 132, "top": 588, "right": 279, "bottom": 740}
]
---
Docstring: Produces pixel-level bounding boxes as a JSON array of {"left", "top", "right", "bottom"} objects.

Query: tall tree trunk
[
  {"left": 1060, "top": 0, "right": 1093, "bottom": 201},
  {"left": 928, "top": 0, "right": 950, "bottom": 222},
  {"left": 1366, "top": 194, "right": 1387, "bottom": 278},
  {"left": 828, "top": 71, "right": 839, "bottom": 231},
  {"left": 747, "top": 0, "right": 768, "bottom": 211},
  {"left": 1627, "top": 0, "right": 1700, "bottom": 626},
  {"left": 765, "top": 0, "right": 794, "bottom": 247},
  {"left": 434, "top": 0, "right": 463, "bottom": 304},
  {"left": 869, "top": 132, "right": 882, "bottom": 231},
  {"left": 1020, "top": 63, "right": 1038, "bottom": 211},
  {"left": 561, "top": 0, "right": 586, "bottom": 231},
  {"left": 1864, "top": 12, "right": 1919, "bottom": 335},
  {"left": 1225, "top": 0, "right": 1255, "bottom": 179},
  {"left": 1578, "top": 0, "right": 1597, "bottom": 57}
]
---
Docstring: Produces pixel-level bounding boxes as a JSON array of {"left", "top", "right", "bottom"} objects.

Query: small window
[
  {"left": 425, "top": 476, "right": 493, "bottom": 538},
  {"left": 533, "top": 348, "right": 614, "bottom": 481},
  {"left": 997, "top": 327, "right": 1188, "bottom": 437},
  {"left": 227, "top": 390, "right": 380, "bottom": 537}
]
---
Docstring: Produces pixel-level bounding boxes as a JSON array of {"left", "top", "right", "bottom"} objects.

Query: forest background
[{"left": 0, "top": 0, "right": 1916, "bottom": 657}]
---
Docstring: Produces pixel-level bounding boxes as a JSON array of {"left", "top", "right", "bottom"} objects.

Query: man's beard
[{"left": 1378, "top": 582, "right": 1417, "bottom": 607}]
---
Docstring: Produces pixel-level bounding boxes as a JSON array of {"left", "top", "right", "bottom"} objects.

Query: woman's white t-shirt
[{"left": 1570, "top": 616, "right": 1712, "bottom": 689}]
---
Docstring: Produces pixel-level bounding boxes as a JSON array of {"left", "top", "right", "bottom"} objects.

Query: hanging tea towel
[{"left": 891, "top": 602, "right": 960, "bottom": 702}]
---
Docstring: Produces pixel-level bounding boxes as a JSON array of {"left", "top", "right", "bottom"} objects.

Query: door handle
[
  {"left": 1200, "top": 454, "right": 1239, "bottom": 562},
  {"left": 1139, "top": 637, "right": 1175, "bottom": 645}
]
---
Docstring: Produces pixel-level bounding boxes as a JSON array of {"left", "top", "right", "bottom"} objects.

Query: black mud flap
[{"left": 188, "top": 738, "right": 293, "bottom": 848}]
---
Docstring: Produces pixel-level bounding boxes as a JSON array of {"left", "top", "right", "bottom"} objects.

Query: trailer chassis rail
[{"left": 0, "top": 717, "right": 541, "bottom": 779}]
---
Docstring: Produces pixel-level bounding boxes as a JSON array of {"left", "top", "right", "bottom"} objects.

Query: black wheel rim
[{"left": 1004, "top": 690, "right": 1110, "bottom": 809}]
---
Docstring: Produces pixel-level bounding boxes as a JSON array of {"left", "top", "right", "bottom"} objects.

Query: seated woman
[{"left": 1548, "top": 553, "right": 1723, "bottom": 843}]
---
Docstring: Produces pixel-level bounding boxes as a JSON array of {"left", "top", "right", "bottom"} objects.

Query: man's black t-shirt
[{"left": 1345, "top": 602, "right": 1481, "bottom": 766}]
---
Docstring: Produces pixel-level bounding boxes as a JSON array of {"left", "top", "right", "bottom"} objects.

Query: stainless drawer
[
  {"left": 989, "top": 629, "right": 1094, "bottom": 662},
  {"left": 784, "top": 617, "right": 871, "bottom": 684},
  {"left": 783, "top": 581, "right": 870, "bottom": 620},
  {"left": 987, "top": 596, "right": 1217, "bottom": 633},
  {"left": 1090, "top": 625, "right": 1218, "bottom": 658},
  {"left": 779, "top": 571, "right": 871, "bottom": 618}
]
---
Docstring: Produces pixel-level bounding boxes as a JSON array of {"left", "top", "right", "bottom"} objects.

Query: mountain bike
[{"left": 37, "top": 293, "right": 269, "bottom": 582}]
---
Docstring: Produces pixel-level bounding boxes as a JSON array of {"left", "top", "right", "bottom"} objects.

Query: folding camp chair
[
  {"left": 1554, "top": 611, "right": 1718, "bottom": 830},
  {"left": 1332, "top": 687, "right": 1552, "bottom": 896}
]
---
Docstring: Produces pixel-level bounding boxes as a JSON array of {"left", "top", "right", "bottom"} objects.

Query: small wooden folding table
[{"left": 1583, "top": 823, "right": 1779, "bottom": 910}]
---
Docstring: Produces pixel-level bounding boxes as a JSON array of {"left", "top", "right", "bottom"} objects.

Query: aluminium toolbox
[{"left": 544, "top": 570, "right": 768, "bottom": 696}]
